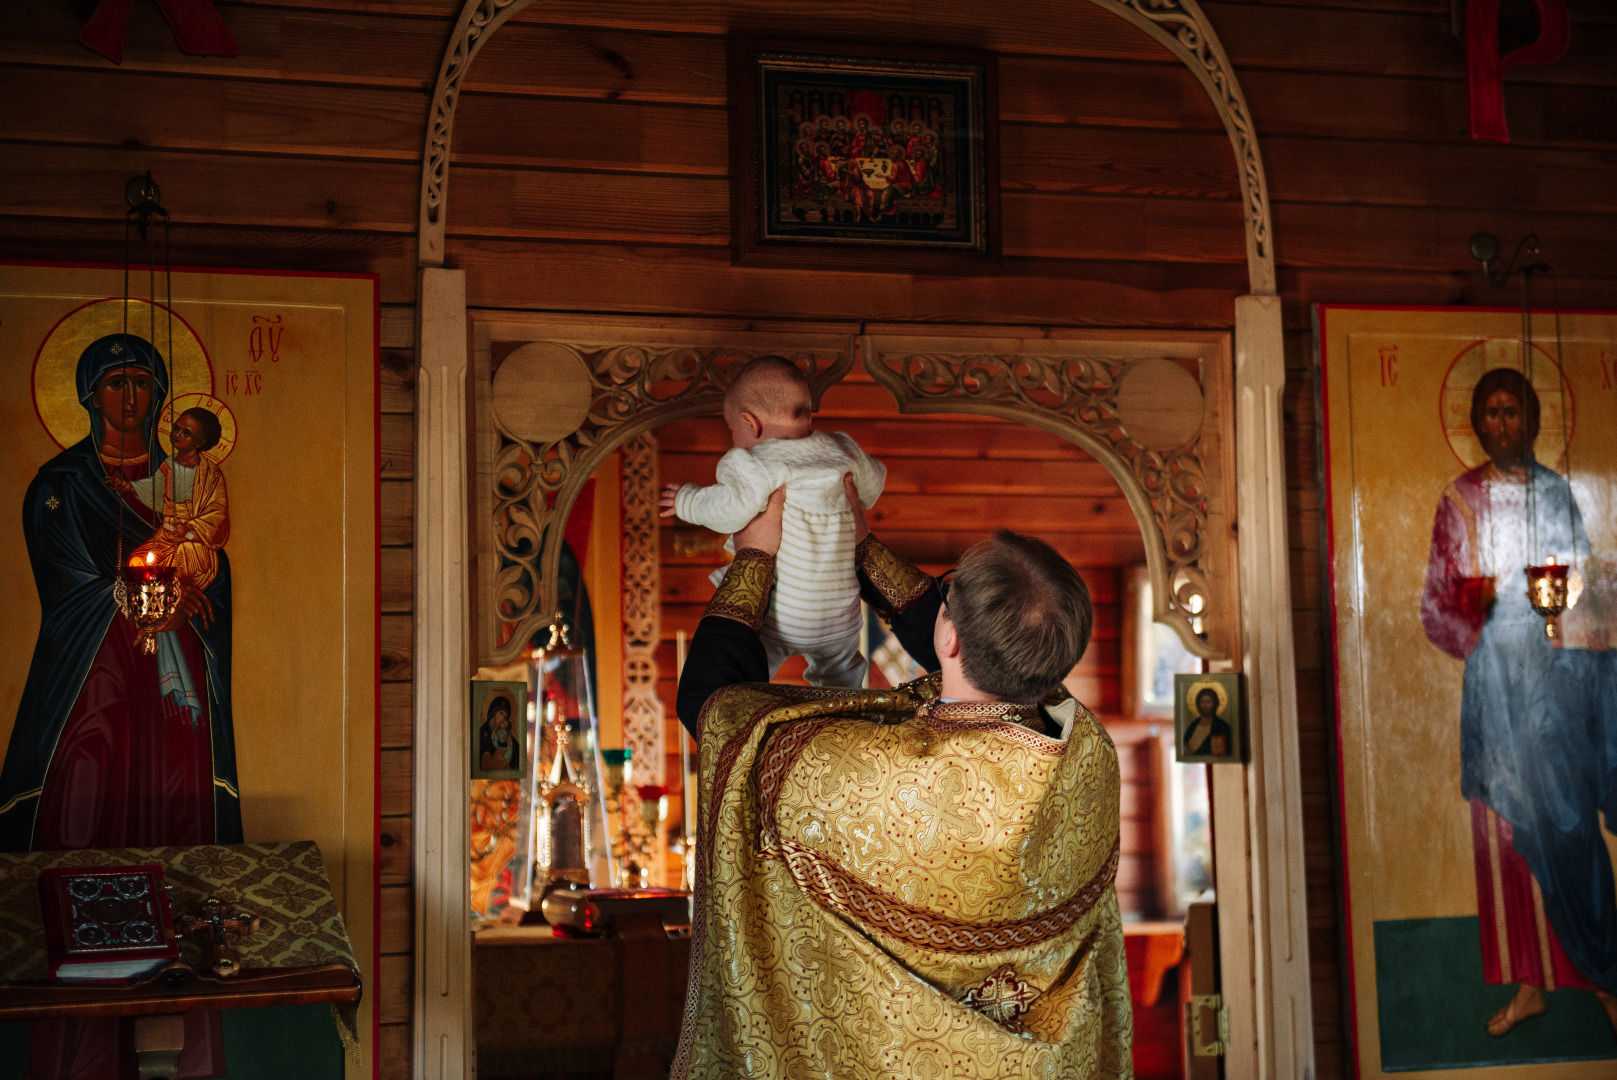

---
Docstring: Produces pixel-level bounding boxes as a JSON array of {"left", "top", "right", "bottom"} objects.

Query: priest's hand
[{"left": 734, "top": 487, "right": 785, "bottom": 556}]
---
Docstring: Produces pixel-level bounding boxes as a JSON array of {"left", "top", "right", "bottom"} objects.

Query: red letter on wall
[{"left": 1467, "top": 0, "right": 1570, "bottom": 143}]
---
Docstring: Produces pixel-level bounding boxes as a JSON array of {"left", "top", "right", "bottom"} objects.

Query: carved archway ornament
[
  {"left": 860, "top": 332, "right": 1236, "bottom": 660},
  {"left": 475, "top": 317, "right": 1235, "bottom": 666},
  {"left": 619, "top": 433, "right": 665, "bottom": 786},
  {"left": 416, "top": 0, "right": 1275, "bottom": 294},
  {"left": 477, "top": 319, "right": 858, "bottom": 664}
]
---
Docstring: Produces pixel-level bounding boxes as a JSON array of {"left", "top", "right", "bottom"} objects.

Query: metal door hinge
[{"left": 1188, "top": 993, "right": 1229, "bottom": 1057}]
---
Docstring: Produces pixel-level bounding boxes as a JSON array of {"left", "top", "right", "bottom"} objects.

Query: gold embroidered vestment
[{"left": 673, "top": 676, "right": 1132, "bottom": 1079}]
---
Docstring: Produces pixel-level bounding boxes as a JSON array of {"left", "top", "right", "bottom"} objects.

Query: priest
[{"left": 672, "top": 482, "right": 1131, "bottom": 1080}]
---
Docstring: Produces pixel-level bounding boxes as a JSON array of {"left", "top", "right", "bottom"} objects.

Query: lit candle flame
[{"left": 145, "top": 550, "right": 156, "bottom": 566}]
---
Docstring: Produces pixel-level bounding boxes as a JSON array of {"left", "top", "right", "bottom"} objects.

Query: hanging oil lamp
[
  {"left": 1474, "top": 234, "right": 1582, "bottom": 644},
  {"left": 109, "top": 174, "right": 181, "bottom": 655},
  {"left": 1525, "top": 557, "right": 1571, "bottom": 640},
  {"left": 117, "top": 549, "right": 181, "bottom": 654}
]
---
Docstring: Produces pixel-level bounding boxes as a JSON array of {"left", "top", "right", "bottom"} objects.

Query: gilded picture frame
[{"left": 470, "top": 680, "right": 527, "bottom": 781}]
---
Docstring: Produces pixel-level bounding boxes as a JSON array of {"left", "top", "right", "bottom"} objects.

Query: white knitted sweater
[{"left": 673, "top": 431, "right": 886, "bottom": 656}]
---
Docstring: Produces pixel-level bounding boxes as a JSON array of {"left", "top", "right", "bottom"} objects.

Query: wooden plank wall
[
  {"left": 378, "top": 309, "right": 416, "bottom": 1072},
  {"left": 4, "top": 2, "right": 1617, "bottom": 1077}
]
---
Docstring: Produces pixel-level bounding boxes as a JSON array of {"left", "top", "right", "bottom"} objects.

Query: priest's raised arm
[{"left": 670, "top": 483, "right": 1132, "bottom": 1080}]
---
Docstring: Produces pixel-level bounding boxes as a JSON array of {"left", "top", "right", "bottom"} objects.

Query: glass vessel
[{"left": 529, "top": 644, "right": 614, "bottom": 894}]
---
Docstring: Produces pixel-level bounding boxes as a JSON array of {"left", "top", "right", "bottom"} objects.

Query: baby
[
  {"left": 660, "top": 357, "right": 885, "bottom": 688},
  {"left": 124, "top": 406, "right": 230, "bottom": 589}
]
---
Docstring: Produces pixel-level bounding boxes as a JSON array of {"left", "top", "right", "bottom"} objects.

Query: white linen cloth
[{"left": 673, "top": 431, "right": 886, "bottom": 687}]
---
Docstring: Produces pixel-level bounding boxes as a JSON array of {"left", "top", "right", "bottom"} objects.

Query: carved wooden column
[
  {"left": 1232, "top": 293, "right": 1313, "bottom": 1079},
  {"left": 412, "top": 267, "right": 471, "bottom": 1080},
  {"left": 620, "top": 433, "right": 664, "bottom": 789},
  {"left": 619, "top": 433, "right": 665, "bottom": 879}
]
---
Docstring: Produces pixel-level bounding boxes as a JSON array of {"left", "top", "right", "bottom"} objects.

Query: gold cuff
[
  {"left": 856, "top": 534, "right": 932, "bottom": 616},
  {"left": 704, "top": 549, "right": 775, "bottom": 630}
]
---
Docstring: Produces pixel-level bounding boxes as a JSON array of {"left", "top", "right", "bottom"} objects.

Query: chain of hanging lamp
[
  {"left": 1472, "top": 231, "right": 1578, "bottom": 638},
  {"left": 113, "top": 174, "right": 182, "bottom": 654}
]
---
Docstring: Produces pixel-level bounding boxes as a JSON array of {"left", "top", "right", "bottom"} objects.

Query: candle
[{"left": 128, "top": 549, "right": 176, "bottom": 584}]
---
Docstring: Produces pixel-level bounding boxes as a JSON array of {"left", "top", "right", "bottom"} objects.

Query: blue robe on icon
[
  {"left": 1423, "top": 458, "right": 1614, "bottom": 991},
  {"left": 0, "top": 334, "right": 239, "bottom": 851}
]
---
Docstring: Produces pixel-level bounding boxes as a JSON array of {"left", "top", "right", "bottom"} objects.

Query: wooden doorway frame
[{"left": 411, "top": 3, "right": 1308, "bottom": 1078}]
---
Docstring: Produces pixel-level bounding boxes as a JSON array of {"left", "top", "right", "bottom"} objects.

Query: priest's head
[{"left": 935, "top": 531, "right": 1092, "bottom": 705}]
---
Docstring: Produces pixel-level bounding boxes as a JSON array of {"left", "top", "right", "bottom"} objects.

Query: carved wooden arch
[
  {"left": 430, "top": 13, "right": 1310, "bottom": 1076},
  {"left": 860, "top": 333, "right": 1236, "bottom": 660},
  {"left": 481, "top": 333, "right": 855, "bottom": 664},
  {"left": 415, "top": 0, "right": 1276, "bottom": 295},
  {"left": 478, "top": 320, "right": 1234, "bottom": 665}
]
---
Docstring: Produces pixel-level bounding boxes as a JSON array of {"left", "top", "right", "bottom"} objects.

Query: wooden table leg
[
  {"left": 133, "top": 1013, "right": 187, "bottom": 1080},
  {"left": 613, "top": 915, "right": 677, "bottom": 1080}
]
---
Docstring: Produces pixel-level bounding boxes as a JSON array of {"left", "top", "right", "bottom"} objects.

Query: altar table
[{"left": 0, "top": 842, "right": 362, "bottom": 1078}]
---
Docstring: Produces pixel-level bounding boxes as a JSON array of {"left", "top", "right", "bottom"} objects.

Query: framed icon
[
  {"left": 730, "top": 36, "right": 999, "bottom": 271},
  {"left": 1174, "top": 671, "right": 1242, "bottom": 764},
  {"left": 470, "top": 680, "right": 528, "bottom": 780},
  {"left": 1320, "top": 305, "right": 1617, "bottom": 1074}
]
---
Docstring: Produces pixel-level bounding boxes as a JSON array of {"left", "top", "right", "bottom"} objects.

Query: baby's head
[
  {"left": 171, "top": 406, "right": 223, "bottom": 464},
  {"left": 723, "top": 357, "right": 812, "bottom": 449}
]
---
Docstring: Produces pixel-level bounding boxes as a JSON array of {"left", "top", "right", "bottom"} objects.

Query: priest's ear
[{"left": 934, "top": 610, "right": 961, "bottom": 661}]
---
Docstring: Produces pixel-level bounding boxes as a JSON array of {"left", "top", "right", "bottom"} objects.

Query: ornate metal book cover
[{"left": 38, "top": 864, "right": 177, "bottom": 980}]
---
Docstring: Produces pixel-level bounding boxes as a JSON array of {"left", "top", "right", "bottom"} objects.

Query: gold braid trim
[
  {"left": 756, "top": 718, "right": 837, "bottom": 850},
  {"left": 856, "top": 534, "right": 933, "bottom": 616},
  {"left": 778, "top": 836, "right": 1120, "bottom": 955},
  {"left": 919, "top": 699, "right": 1062, "bottom": 747},
  {"left": 703, "top": 548, "right": 775, "bottom": 630}
]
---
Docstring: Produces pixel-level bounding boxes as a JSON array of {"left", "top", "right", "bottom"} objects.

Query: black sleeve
[
  {"left": 878, "top": 582, "right": 943, "bottom": 674},
  {"left": 675, "top": 616, "right": 770, "bottom": 738}
]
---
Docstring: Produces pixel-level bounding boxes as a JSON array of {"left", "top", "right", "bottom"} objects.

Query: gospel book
[{"left": 38, "top": 864, "right": 178, "bottom": 981}]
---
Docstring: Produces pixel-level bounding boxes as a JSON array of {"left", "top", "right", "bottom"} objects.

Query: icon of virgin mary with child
[{"left": 0, "top": 333, "right": 239, "bottom": 854}]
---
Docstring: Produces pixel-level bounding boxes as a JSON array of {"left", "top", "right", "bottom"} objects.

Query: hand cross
[{"left": 178, "top": 897, "right": 259, "bottom": 978}]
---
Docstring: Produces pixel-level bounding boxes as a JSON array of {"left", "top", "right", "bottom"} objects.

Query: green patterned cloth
[{"left": 0, "top": 841, "right": 360, "bottom": 1052}]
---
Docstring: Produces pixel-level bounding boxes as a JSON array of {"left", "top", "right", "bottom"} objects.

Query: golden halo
[
  {"left": 32, "top": 298, "right": 214, "bottom": 450},
  {"left": 1440, "top": 337, "right": 1574, "bottom": 472},
  {"left": 1184, "top": 678, "right": 1228, "bottom": 719},
  {"left": 159, "top": 394, "right": 239, "bottom": 466}
]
